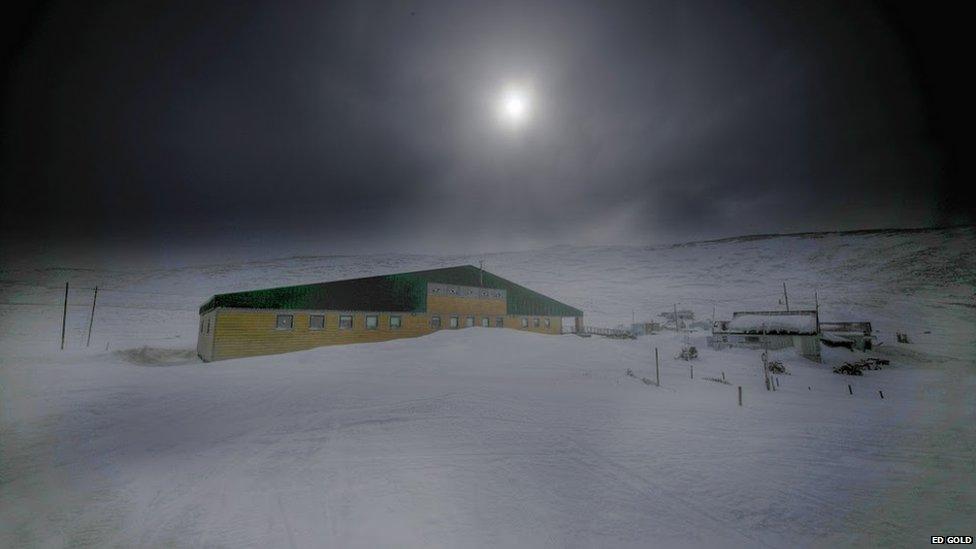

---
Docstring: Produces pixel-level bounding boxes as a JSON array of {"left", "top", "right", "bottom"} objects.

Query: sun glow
[{"left": 497, "top": 86, "right": 531, "bottom": 127}]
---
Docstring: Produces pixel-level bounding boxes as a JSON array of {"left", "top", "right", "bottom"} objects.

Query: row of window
[
  {"left": 429, "top": 286, "right": 504, "bottom": 298},
  {"left": 276, "top": 313, "right": 403, "bottom": 331},
  {"left": 271, "top": 313, "right": 553, "bottom": 331},
  {"left": 430, "top": 315, "right": 550, "bottom": 330}
]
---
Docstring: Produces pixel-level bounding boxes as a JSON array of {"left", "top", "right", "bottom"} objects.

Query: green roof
[{"left": 200, "top": 265, "right": 583, "bottom": 317}]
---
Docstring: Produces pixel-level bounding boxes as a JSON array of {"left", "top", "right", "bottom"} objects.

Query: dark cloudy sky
[{"left": 1, "top": 0, "right": 972, "bottom": 256}]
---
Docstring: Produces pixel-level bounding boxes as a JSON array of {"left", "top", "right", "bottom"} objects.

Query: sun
[{"left": 497, "top": 86, "right": 531, "bottom": 127}]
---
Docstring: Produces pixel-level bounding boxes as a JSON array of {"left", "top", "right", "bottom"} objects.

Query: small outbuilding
[
  {"left": 707, "top": 310, "right": 821, "bottom": 361},
  {"left": 819, "top": 321, "right": 874, "bottom": 351},
  {"left": 196, "top": 265, "right": 583, "bottom": 362}
]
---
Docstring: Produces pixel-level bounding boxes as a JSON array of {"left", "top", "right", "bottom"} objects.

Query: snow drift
[{"left": 1, "top": 227, "right": 973, "bottom": 547}]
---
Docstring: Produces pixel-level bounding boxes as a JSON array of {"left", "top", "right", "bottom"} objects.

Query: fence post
[
  {"left": 655, "top": 347, "right": 660, "bottom": 387},
  {"left": 738, "top": 386, "right": 742, "bottom": 406},
  {"left": 60, "top": 282, "right": 69, "bottom": 350},
  {"left": 86, "top": 286, "right": 98, "bottom": 348}
]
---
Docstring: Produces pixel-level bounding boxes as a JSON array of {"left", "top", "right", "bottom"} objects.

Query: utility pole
[
  {"left": 673, "top": 303, "right": 679, "bottom": 332},
  {"left": 814, "top": 291, "right": 820, "bottom": 333},
  {"left": 479, "top": 260, "right": 484, "bottom": 287},
  {"left": 782, "top": 282, "right": 790, "bottom": 312},
  {"left": 60, "top": 282, "right": 69, "bottom": 350},
  {"left": 86, "top": 286, "right": 98, "bottom": 347}
]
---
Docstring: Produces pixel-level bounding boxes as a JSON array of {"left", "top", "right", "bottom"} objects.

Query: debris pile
[
  {"left": 832, "top": 357, "right": 890, "bottom": 376},
  {"left": 676, "top": 345, "right": 698, "bottom": 360}
]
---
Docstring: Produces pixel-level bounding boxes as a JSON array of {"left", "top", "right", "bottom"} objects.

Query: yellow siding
[
  {"left": 426, "top": 294, "right": 507, "bottom": 317},
  {"left": 205, "top": 302, "right": 571, "bottom": 361},
  {"left": 211, "top": 309, "right": 434, "bottom": 361},
  {"left": 505, "top": 314, "right": 562, "bottom": 335}
]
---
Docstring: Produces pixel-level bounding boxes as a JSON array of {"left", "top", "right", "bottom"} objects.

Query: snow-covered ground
[{"left": 1, "top": 227, "right": 974, "bottom": 547}]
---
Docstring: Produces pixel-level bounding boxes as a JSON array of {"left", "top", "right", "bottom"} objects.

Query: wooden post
[
  {"left": 655, "top": 347, "right": 660, "bottom": 387},
  {"left": 814, "top": 291, "right": 820, "bottom": 333},
  {"left": 762, "top": 324, "right": 770, "bottom": 391},
  {"left": 690, "top": 364, "right": 694, "bottom": 379},
  {"left": 722, "top": 371, "right": 725, "bottom": 382},
  {"left": 848, "top": 384, "right": 853, "bottom": 395},
  {"left": 60, "top": 282, "right": 69, "bottom": 350},
  {"left": 783, "top": 282, "right": 790, "bottom": 312},
  {"left": 86, "top": 286, "right": 98, "bottom": 347},
  {"left": 879, "top": 390, "right": 884, "bottom": 399},
  {"left": 673, "top": 304, "right": 679, "bottom": 331},
  {"left": 738, "top": 386, "right": 742, "bottom": 406},
  {"left": 762, "top": 349, "right": 770, "bottom": 391}
]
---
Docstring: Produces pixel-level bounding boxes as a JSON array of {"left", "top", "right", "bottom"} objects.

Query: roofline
[{"left": 199, "top": 265, "right": 583, "bottom": 317}]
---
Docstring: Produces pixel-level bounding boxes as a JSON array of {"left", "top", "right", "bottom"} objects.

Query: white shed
[{"left": 708, "top": 310, "right": 821, "bottom": 362}]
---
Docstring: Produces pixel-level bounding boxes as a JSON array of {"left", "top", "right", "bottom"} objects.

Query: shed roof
[
  {"left": 199, "top": 265, "right": 583, "bottom": 317},
  {"left": 726, "top": 310, "right": 818, "bottom": 335}
]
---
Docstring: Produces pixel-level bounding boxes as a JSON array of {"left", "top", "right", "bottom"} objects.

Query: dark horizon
[{"left": 3, "top": 0, "right": 973, "bottom": 258}]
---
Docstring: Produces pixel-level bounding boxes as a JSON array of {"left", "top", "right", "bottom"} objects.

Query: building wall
[
  {"left": 196, "top": 309, "right": 217, "bottom": 360},
  {"left": 202, "top": 307, "right": 570, "bottom": 361},
  {"left": 207, "top": 309, "right": 431, "bottom": 361},
  {"left": 792, "top": 335, "right": 822, "bottom": 361},
  {"left": 427, "top": 294, "right": 507, "bottom": 317},
  {"left": 707, "top": 333, "right": 821, "bottom": 361}
]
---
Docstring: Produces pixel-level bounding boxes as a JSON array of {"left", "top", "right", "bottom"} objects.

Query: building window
[
  {"left": 390, "top": 315, "right": 402, "bottom": 329},
  {"left": 465, "top": 316, "right": 475, "bottom": 327},
  {"left": 533, "top": 318, "right": 540, "bottom": 328},
  {"left": 430, "top": 315, "right": 441, "bottom": 329},
  {"left": 449, "top": 316, "right": 459, "bottom": 329},
  {"left": 365, "top": 315, "right": 378, "bottom": 330},
  {"left": 544, "top": 317, "right": 551, "bottom": 328},
  {"left": 276, "top": 314, "right": 294, "bottom": 330},
  {"left": 339, "top": 315, "right": 353, "bottom": 330},
  {"left": 481, "top": 317, "right": 490, "bottom": 327},
  {"left": 309, "top": 314, "right": 325, "bottom": 330},
  {"left": 496, "top": 317, "right": 504, "bottom": 327},
  {"left": 521, "top": 318, "right": 528, "bottom": 328}
]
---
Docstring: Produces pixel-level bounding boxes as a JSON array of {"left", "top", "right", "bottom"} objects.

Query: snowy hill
[
  {"left": 2, "top": 225, "right": 973, "bottom": 358},
  {"left": 1, "top": 226, "right": 974, "bottom": 547}
]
